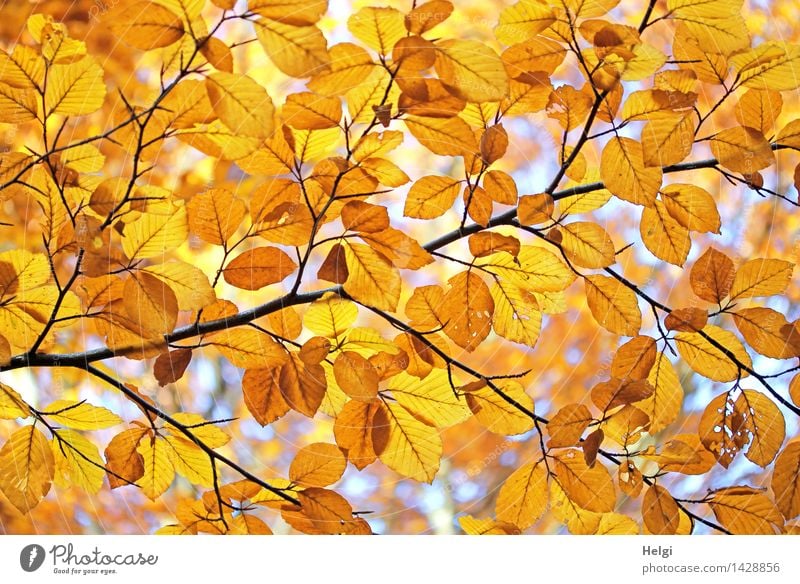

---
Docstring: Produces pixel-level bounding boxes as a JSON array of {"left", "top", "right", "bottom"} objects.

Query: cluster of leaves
[{"left": 1, "top": 0, "right": 800, "bottom": 534}]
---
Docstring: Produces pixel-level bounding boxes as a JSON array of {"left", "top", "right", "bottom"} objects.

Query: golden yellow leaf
[
  {"left": 164, "top": 436, "right": 213, "bottom": 487},
  {"left": 495, "top": 460, "right": 548, "bottom": 529},
  {"left": 637, "top": 352, "right": 683, "bottom": 433},
  {"left": 338, "top": 203, "right": 388, "bottom": 235},
  {"left": 123, "top": 271, "right": 179, "bottom": 335},
  {"left": 553, "top": 449, "right": 616, "bottom": 513},
  {"left": 661, "top": 184, "right": 720, "bottom": 234},
  {"left": 729, "top": 258, "right": 794, "bottom": 300},
  {"left": 254, "top": 19, "right": 330, "bottom": 78},
  {"left": 547, "top": 85, "right": 593, "bottom": 131},
  {"left": 45, "top": 56, "right": 105, "bottom": 116},
  {"left": 343, "top": 241, "right": 401, "bottom": 311},
  {"left": 502, "top": 36, "right": 566, "bottom": 77},
  {"left": 52, "top": 430, "right": 105, "bottom": 494},
  {"left": 550, "top": 480, "right": 601, "bottom": 534},
  {"left": 389, "top": 369, "right": 470, "bottom": 428},
  {"left": 142, "top": 261, "right": 216, "bottom": 312},
  {"left": 249, "top": 0, "right": 327, "bottom": 26},
  {"left": 776, "top": 119, "right": 800, "bottom": 149},
  {"left": 205, "top": 72, "right": 274, "bottom": 139},
  {"left": 644, "top": 433, "right": 715, "bottom": 475},
  {"left": 347, "top": 68, "right": 396, "bottom": 124},
  {"left": 230, "top": 514, "right": 273, "bottom": 535},
  {"left": 283, "top": 91, "right": 342, "bottom": 129},
  {"left": 733, "top": 307, "right": 800, "bottom": 359},
  {"left": 621, "top": 89, "right": 695, "bottom": 121},
  {"left": 308, "top": 43, "right": 377, "bottom": 98},
  {"left": 479, "top": 245, "right": 575, "bottom": 293},
  {"left": 404, "top": 115, "right": 477, "bottom": 157},
  {"left": 0, "top": 45, "right": 43, "bottom": 90},
  {"left": 501, "top": 76, "right": 552, "bottom": 116},
  {"left": 304, "top": 294, "right": 358, "bottom": 339},
  {"left": 0, "top": 82, "right": 37, "bottom": 123},
  {"left": 43, "top": 399, "right": 122, "bottom": 430},
  {"left": 642, "top": 484, "right": 679, "bottom": 535},
  {"left": 518, "top": 193, "right": 554, "bottom": 225},
  {"left": 104, "top": 2, "right": 185, "bottom": 50},
  {"left": 0, "top": 382, "right": 29, "bottom": 419},
  {"left": 732, "top": 42, "right": 800, "bottom": 92},
  {"left": 177, "top": 120, "right": 261, "bottom": 160},
  {"left": 0, "top": 426, "right": 55, "bottom": 513},
  {"left": 360, "top": 157, "right": 410, "bottom": 187},
  {"left": 772, "top": 440, "right": 800, "bottom": 521},
  {"left": 699, "top": 388, "right": 784, "bottom": 470},
  {"left": 434, "top": 40, "right": 508, "bottom": 102},
  {"left": 458, "top": 515, "right": 520, "bottom": 535},
  {"left": 373, "top": 400, "right": 442, "bottom": 483},
  {"left": 210, "top": 327, "right": 287, "bottom": 369},
  {"left": 187, "top": 188, "right": 246, "bottom": 246},
  {"left": 675, "top": 16, "right": 749, "bottom": 57},
  {"left": 708, "top": 486, "right": 784, "bottom": 535},
  {"left": 404, "top": 175, "right": 462, "bottom": 219},
  {"left": 137, "top": 437, "right": 175, "bottom": 500},
  {"left": 676, "top": 325, "right": 751, "bottom": 383},
  {"left": 739, "top": 389, "right": 786, "bottom": 468},
  {"left": 735, "top": 89, "right": 783, "bottom": 136},
  {"left": 596, "top": 513, "right": 639, "bottom": 535},
  {"left": 640, "top": 200, "right": 691, "bottom": 266},
  {"left": 122, "top": 202, "right": 188, "bottom": 259},
  {"left": 584, "top": 274, "right": 642, "bottom": 337},
  {"left": 666, "top": 0, "right": 742, "bottom": 19},
  {"left": 463, "top": 380, "right": 534, "bottom": 435},
  {"left": 600, "top": 137, "right": 662, "bottom": 207},
  {"left": 602, "top": 405, "right": 650, "bottom": 447},
  {"left": 347, "top": 6, "right": 405, "bottom": 55},
  {"left": 710, "top": 126, "right": 775, "bottom": 173},
  {"left": 495, "top": 0, "right": 555, "bottom": 45},
  {"left": 470, "top": 232, "right": 520, "bottom": 259},
  {"left": 558, "top": 221, "right": 615, "bottom": 269},
  {"left": 490, "top": 280, "right": 542, "bottom": 348},
  {"left": 289, "top": 442, "right": 346, "bottom": 487},
  {"left": 641, "top": 112, "right": 694, "bottom": 167}
]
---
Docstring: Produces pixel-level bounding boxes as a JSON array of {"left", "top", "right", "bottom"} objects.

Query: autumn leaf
[
  {"left": 104, "top": 2, "right": 185, "bottom": 50},
  {"left": 0, "top": 426, "right": 55, "bottom": 513},
  {"left": 642, "top": 485, "right": 680, "bottom": 535},
  {"left": 223, "top": 247, "right": 298, "bottom": 290},
  {"left": 495, "top": 460, "right": 548, "bottom": 529},
  {"left": 373, "top": 400, "right": 442, "bottom": 483},
  {"left": 708, "top": 486, "right": 784, "bottom": 535},
  {"left": 584, "top": 275, "right": 642, "bottom": 337},
  {"left": 289, "top": 443, "right": 346, "bottom": 488}
]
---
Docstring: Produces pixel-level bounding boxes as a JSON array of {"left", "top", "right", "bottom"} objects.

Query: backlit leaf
[
  {"left": 0, "top": 426, "right": 55, "bottom": 513},
  {"left": 495, "top": 460, "right": 548, "bottom": 529}
]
